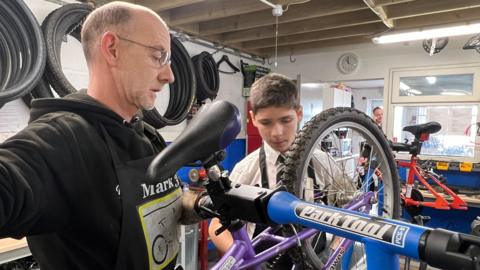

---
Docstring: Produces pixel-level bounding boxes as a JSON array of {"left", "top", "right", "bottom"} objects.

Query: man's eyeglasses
[{"left": 117, "top": 35, "right": 171, "bottom": 67}]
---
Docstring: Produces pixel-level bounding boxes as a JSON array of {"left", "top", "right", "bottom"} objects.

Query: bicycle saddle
[
  {"left": 403, "top": 121, "right": 441, "bottom": 138},
  {"left": 147, "top": 100, "right": 241, "bottom": 181}
]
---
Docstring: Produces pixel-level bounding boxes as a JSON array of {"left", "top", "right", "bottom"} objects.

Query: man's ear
[
  {"left": 296, "top": 105, "right": 304, "bottom": 122},
  {"left": 249, "top": 110, "right": 258, "bottom": 128},
  {"left": 100, "top": 31, "right": 120, "bottom": 66}
]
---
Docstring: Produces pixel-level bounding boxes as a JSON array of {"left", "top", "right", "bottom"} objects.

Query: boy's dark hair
[{"left": 249, "top": 73, "right": 299, "bottom": 114}]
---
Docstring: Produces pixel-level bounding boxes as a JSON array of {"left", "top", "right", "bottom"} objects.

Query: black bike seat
[
  {"left": 390, "top": 141, "right": 413, "bottom": 152},
  {"left": 403, "top": 122, "right": 441, "bottom": 138}
]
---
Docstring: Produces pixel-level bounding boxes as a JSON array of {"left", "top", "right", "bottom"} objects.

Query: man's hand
[
  {"left": 194, "top": 192, "right": 216, "bottom": 219},
  {"left": 180, "top": 187, "right": 217, "bottom": 224}
]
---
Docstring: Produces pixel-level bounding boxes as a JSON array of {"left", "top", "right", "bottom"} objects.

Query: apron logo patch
[
  {"left": 141, "top": 177, "right": 180, "bottom": 199},
  {"left": 138, "top": 188, "right": 182, "bottom": 269}
]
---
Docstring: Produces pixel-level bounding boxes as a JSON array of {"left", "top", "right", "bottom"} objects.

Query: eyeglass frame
[{"left": 117, "top": 35, "right": 171, "bottom": 67}]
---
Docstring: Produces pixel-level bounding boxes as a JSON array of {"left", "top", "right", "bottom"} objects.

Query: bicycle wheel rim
[{"left": 283, "top": 107, "right": 400, "bottom": 269}]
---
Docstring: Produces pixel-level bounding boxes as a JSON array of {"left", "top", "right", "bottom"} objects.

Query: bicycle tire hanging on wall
[
  {"left": 143, "top": 36, "right": 196, "bottom": 128},
  {"left": 191, "top": 51, "right": 219, "bottom": 103},
  {"left": 0, "top": 0, "right": 46, "bottom": 107},
  {"left": 42, "top": 3, "right": 93, "bottom": 97}
]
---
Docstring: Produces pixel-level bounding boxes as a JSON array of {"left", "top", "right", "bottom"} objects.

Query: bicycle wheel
[{"left": 282, "top": 107, "right": 401, "bottom": 269}]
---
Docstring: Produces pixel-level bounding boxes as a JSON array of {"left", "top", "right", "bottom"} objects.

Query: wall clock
[{"left": 337, "top": 53, "right": 359, "bottom": 74}]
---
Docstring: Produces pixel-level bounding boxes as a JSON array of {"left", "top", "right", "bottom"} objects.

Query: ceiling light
[
  {"left": 372, "top": 23, "right": 480, "bottom": 44},
  {"left": 302, "top": 83, "right": 322, "bottom": 88},
  {"left": 408, "top": 89, "right": 422, "bottom": 95},
  {"left": 426, "top": 76, "right": 437, "bottom": 84},
  {"left": 441, "top": 91, "right": 467, "bottom": 96},
  {"left": 400, "top": 82, "right": 410, "bottom": 90},
  {"left": 399, "top": 82, "right": 422, "bottom": 95}
]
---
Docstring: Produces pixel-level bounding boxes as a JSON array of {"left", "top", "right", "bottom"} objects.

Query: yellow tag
[
  {"left": 436, "top": 162, "right": 449, "bottom": 170},
  {"left": 460, "top": 162, "right": 473, "bottom": 172}
]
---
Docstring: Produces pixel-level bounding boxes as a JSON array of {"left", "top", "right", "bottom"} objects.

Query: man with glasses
[{"left": 0, "top": 2, "right": 208, "bottom": 270}]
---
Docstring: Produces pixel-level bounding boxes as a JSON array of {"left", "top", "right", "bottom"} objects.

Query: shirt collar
[{"left": 263, "top": 142, "right": 282, "bottom": 165}]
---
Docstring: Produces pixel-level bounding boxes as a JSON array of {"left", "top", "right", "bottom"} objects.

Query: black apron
[
  {"left": 253, "top": 145, "right": 273, "bottom": 237},
  {"left": 101, "top": 126, "right": 182, "bottom": 270}
]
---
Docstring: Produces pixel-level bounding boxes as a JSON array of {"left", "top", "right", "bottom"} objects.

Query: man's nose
[{"left": 159, "top": 64, "right": 175, "bottom": 84}]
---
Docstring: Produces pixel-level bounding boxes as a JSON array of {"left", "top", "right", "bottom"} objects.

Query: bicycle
[
  {"left": 390, "top": 121, "right": 468, "bottom": 215},
  {"left": 148, "top": 101, "right": 479, "bottom": 270}
]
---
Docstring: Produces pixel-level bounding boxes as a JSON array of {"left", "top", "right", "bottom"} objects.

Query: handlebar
[{"left": 420, "top": 228, "right": 480, "bottom": 270}]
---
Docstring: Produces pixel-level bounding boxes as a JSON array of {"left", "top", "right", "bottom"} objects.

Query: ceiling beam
[
  {"left": 195, "top": 0, "right": 368, "bottom": 36},
  {"left": 241, "top": 23, "right": 387, "bottom": 50},
  {"left": 385, "top": 0, "right": 480, "bottom": 20},
  {"left": 136, "top": 0, "right": 205, "bottom": 11},
  {"left": 372, "top": 0, "right": 414, "bottom": 6},
  {"left": 161, "top": 0, "right": 266, "bottom": 26},
  {"left": 173, "top": 25, "right": 200, "bottom": 36},
  {"left": 364, "top": 0, "right": 394, "bottom": 28},
  {"left": 255, "top": 6, "right": 480, "bottom": 57},
  {"left": 220, "top": 9, "right": 380, "bottom": 44},
  {"left": 257, "top": 36, "right": 372, "bottom": 57},
  {"left": 394, "top": 6, "right": 480, "bottom": 30},
  {"left": 162, "top": 0, "right": 296, "bottom": 27}
]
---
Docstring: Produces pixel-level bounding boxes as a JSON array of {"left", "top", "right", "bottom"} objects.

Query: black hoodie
[{"left": 0, "top": 93, "right": 170, "bottom": 269}]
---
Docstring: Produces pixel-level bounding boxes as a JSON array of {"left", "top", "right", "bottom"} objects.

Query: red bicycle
[{"left": 390, "top": 122, "right": 468, "bottom": 213}]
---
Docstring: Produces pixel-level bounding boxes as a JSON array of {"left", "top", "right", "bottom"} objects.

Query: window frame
[
  {"left": 390, "top": 64, "right": 480, "bottom": 104},
  {"left": 386, "top": 63, "right": 480, "bottom": 163},
  {"left": 390, "top": 103, "right": 480, "bottom": 163}
]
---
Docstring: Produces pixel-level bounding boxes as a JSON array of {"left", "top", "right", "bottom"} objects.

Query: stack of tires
[
  {"left": 0, "top": 1, "right": 224, "bottom": 128},
  {"left": 0, "top": 0, "right": 46, "bottom": 107}
]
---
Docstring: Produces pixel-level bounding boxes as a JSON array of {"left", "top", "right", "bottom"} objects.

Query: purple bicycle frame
[{"left": 211, "top": 192, "right": 375, "bottom": 270}]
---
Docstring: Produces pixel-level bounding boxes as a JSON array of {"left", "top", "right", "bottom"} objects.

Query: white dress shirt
[
  {"left": 228, "top": 143, "right": 351, "bottom": 238},
  {"left": 229, "top": 142, "right": 281, "bottom": 188}
]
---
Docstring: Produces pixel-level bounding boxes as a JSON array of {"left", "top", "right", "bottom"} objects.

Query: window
[
  {"left": 393, "top": 105, "right": 478, "bottom": 158},
  {"left": 399, "top": 74, "right": 474, "bottom": 97},
  {"left": 387, "top": 63, "right": 480, "bottom": 162},
  {"left": 391, "top": 64, "right": 480, "bottom": 104}
]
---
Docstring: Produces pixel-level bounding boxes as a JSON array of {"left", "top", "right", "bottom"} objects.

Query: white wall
[
  {"left": 0, "top": 0, "right": 249, "bottom": 142},
  {"left": 300, "top": 83, "right": 326, "bottom": 125},
  {"left": 272, "top": 37, "right": 480, "bottom": 83},
  {"left": 351, "top": 87, "right": 383, "bottom": 114}
]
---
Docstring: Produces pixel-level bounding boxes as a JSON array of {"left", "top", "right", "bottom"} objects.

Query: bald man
[{"left": 0, "top": 2, "right": 205, "bottom": 269}]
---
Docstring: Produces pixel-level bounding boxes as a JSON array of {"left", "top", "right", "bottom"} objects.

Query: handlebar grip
[{"left": 420, "top": 228, "right": 480, "bottom": 270}]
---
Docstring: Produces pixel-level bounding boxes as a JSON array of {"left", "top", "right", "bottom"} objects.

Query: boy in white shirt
[{"left": 208, "top": 73, "right": 303, "bottom": 268}]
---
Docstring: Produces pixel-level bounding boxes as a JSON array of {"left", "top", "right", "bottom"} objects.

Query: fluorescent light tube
[
  {"left": 408, "top": 89, "right": 422, "bottom": 95},
  {"left": 400, "top": 82, "right": 410, "bottom": 90},
  {"left": 441, "top": 91, "right": 467, "bottom": 96},
  {"left": 373, "top": 23, "right": 480, "bottom": 44},
  {"left": 426, "top": 76, "right": 437, "bottom": 84}
]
